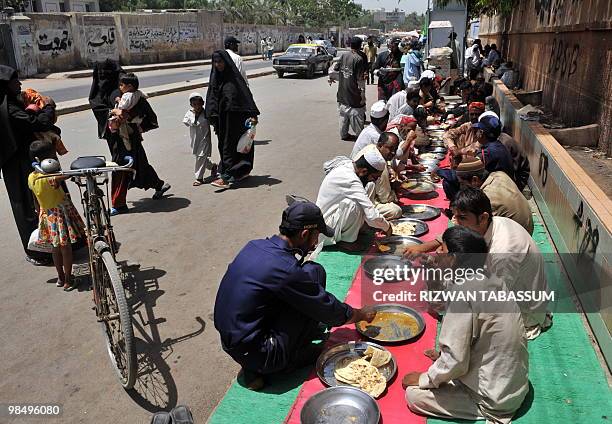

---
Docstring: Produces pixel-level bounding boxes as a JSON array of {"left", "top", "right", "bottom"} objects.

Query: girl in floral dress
[{"left": 28, "top": 140, "right": 86, "bottom": 291}]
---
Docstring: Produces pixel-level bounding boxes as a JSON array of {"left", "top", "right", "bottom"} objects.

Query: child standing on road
[
  {"left": 28, "top": 140, "right": 86, "bottom": 291},
  {"left": 108, "top": 72, "right": 145, "bottom": 151},
  {"left": 183, "top": 92, "right": 217, "bottom": 186}
]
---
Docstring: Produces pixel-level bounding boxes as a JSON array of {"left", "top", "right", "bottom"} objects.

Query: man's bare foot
[
  {"left": 237, "top": 368, "right": 265, "bottom": 391},
  {"left": 424, "top": 349, "right": 440, "bottom": 361}
]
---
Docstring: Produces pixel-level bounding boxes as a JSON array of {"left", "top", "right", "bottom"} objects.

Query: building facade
[{"left": 371, "top": 8, "right": 406, "bottom": 28}]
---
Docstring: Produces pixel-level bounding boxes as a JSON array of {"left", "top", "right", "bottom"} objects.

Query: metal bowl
[
  {"left": 300, "top": 386, "right": 380, "bottom": 424},
  {"left": 374, "top": 235, "right": 423, "bottom": 256},
  {"left": 355, "top": 303, "right": 426, "bottom": 343},
  {"left": 362, "top": 255, "right": 412, "bottom": 281},
  {"left": 401, "top": 204, "right": 441, "bottom": 221},
  {"left": 316, "top": 341, "right": 397, "bottom": 387},
  {"left": 420, "top": 146, "right": 447, "bottom": 154},
  {"left": 416, "top": 161, "right": 439, "bottom": 173}
]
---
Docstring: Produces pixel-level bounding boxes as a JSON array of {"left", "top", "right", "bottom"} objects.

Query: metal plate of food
[
  {"left": 356, "top": 304, "right": 426, "bottom": 343},
  {"left": 398, "top": 179, "right": 436, "bottom": 195},
  {"left": 316, "top": 341, "right": 397, "bottom": 387},
  {"left": 363, "top": 256, "right": 411, "bottom": 281},
  {"left": 390, "top": 217, "right": 429, "bottom": 237},
  {"left": 420, "top": 146, "right": 447, "bottom": 154},
  {"left": 401, "top": 204, "right": 441, "bottom": 221},
  {"left": 426, "top": 125, "right": 441, "bottom": 131},
  {"left": 300, "top": 386, "right": 380, "bottom": 424},
  {"left": 428, "top": 140, "right": 447, "bottom": 147},
  {"left": 418, "top": 152, "right": 446, "bottom": 161},
  {"left": 374, "top": 235, "right": 423, "bottom": 255}
]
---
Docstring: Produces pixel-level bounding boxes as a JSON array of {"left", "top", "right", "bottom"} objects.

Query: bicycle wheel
[{"left": 96, "top": 248, "right": 137, "bottom": 389}]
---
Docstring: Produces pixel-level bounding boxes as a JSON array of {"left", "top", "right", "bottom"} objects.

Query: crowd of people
[
  {"left": 2, "top": 32, "right": 551, "bottom": 422},
  {"left": 213, "top": 35, "right": 551, "bottom": 423}
]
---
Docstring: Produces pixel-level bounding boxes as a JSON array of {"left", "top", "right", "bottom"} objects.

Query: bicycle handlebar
[{"left": 33, "top": 156, "right": 134, "bottom": 179}]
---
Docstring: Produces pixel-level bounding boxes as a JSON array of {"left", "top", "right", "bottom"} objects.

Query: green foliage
[
  {"left": 434, "top": 0, "right": 518, "bottom": 19},
  {"left": 98, "top": 0, "right": 369, "bottom": 27}
]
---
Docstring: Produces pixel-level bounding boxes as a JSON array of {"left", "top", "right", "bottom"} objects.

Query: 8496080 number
[{"left": 2, "top": 404, "right": 62, "bottom": 417}]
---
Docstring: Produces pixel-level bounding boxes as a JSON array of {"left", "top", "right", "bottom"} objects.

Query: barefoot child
[
  {"left": 28, "top": 140, "right": 86, "bottom": 291},
  {"left": 183, "top": 92, "right": 217, "bottom": 186}
]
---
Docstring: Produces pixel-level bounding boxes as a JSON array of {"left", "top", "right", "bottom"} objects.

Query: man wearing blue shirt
[{"left": 214, "top": 201, "right": 376, "bottom": 389}]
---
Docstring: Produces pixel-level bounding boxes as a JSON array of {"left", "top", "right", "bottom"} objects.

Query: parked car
[
  {"left": 272, "top": 44, "right": 334, "bottom": 79},
  {"left": 314, "top": 39, "right": 337, "bottom": 57}
]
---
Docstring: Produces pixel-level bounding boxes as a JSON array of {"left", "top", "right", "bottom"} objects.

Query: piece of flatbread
[
  {"left": 333, "top": 356, "right": 387, "bottom": 398},
  {"left": 369, "top": 349, "right": 392, "bottom": 368}
]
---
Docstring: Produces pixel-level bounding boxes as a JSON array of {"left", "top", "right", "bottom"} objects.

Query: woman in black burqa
[
  {"left": 88, "top": 59, "right": 170, "bottom": 215},
  {"left": 205, "top": 50, "right": 260, "bottom": 189},
  {"left": 0, "top": 65, "right": 54, "bottom": 265}
]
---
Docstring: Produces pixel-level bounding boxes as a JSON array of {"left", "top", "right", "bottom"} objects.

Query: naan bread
[
  {"left": 363, "top": 346, "right": 392, "bottom": 367},
  {"left": 333, "top": 356, "right": 388, "bottom": 398}
]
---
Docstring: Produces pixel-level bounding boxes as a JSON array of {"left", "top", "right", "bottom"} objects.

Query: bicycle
[{"left": 33, "top": 155, "right": 137, "bottom": 389}]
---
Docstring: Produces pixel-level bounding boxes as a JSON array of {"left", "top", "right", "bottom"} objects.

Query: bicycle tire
[{"left": 98, "top": 249, "right": 137, "bottom": 389}]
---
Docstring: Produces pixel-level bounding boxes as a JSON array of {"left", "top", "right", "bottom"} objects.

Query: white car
[{"left": 314, "top": 40, "right": 337, "bottom": 57}]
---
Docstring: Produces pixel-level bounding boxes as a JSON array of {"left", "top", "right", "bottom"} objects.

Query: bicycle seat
[{"left": 70, "top": 156, "right": 106, "bottom": 170}]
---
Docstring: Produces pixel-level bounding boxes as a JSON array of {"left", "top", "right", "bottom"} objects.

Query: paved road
[
  {"left": 21, "top": 59, "right": 275, "bottom": 103},
  {"left": 21, "top": 50, "right": 352, "bottom": 104},
  {"left": 0, "top": 73, "right": 380, "bottom": 423}
]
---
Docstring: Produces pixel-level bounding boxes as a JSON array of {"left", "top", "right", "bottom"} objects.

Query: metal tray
[
  {"left": 316, "top": 341, "right": 397, "bottom": 387},
  {"left": 391, "top": 217, "right": 429, "bottom": 237},
  {"left": 375, "top": 235, "right": 423, "bottom": 255},
  {"left": 418, "top": 152, "right": 446, "bottom": 161},
  {"left": 401, "top": 204, "right": 441, "bottom": 221},
  {"left": 425, "top": 125, "right": 441, "bottom": 130},
  {"left": 399, "top": 180, "right": 436, "bottom": 194},
  {"left": 356, "top": 304, "right": 426, "bottom": 343},
  {"left": 420, "top": 146, "right": 447, "bottom": 154},
  {"left": 300, "top": 386, "right": 380, "bottom": 424},
  {"left": 362, "top": 255, "right": 412, "bottom": 281}
]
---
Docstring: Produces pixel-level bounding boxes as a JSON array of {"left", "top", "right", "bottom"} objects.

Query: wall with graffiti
[
  {"left": 478, "top": 0, "right": 612, "bottom": 153},
  {"left": 7, "top": 11, "right": 334, "bottom": 76}
]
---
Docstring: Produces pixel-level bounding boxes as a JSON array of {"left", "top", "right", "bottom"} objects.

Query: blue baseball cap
[
  {"left": 472, "top": 114, "right": 502, "bottom": 138},
  {"left": 280, "top": 201, "right": 334, "bottom": 237}
]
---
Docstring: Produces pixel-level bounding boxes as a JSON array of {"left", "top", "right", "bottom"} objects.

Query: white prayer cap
[
  {"left": 479, "top": 111, "right": 499, "bottom": 121},
  {"left": 363, "top": 147, "right": 387, "bottom": 171},
  {"left": 189, "top": 92, "right": 204, "bottom": 100},
  {"left": 370, "top": 100, "right": 388, "bottom": 119},
  {"left": 407, "top": 80, "right": 420, "bottom": 89},
  {"left": 419, "top": 70, "right": 435, "bottom": 81}
]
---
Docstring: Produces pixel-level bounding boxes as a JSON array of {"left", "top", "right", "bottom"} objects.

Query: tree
[{"left": 434, "top": 0, "right": 518, "bottom": 19}]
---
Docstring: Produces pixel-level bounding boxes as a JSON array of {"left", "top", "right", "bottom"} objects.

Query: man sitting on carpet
[
  {"left": 405, "top": 188, "right": 551, "bottom": 338},
  {"left": 317, "top": 148, "right": 393, "bottom": 250},
  {"left": 403, "top": 225, "right": 529, "bottom": 424},
  {"left": 352, "top": 131, "right": 403, "bottom": 219},
  {"left": 351, "top": 100, "right": 389, "bottom": 158},
  {"left": 456, "top": 157, "right": 533, "bottom": 234},
  {"left": 214, "top": 202, "right": 376, "bottom": 390},
  {"left": 443, "top": 101, "right": 485, "bottom": 157}
]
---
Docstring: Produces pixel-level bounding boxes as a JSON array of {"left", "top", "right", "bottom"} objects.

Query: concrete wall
[
  {"left": 7, "top": 12, "right": 333, "bottom": 75},
  {"left": 478, "top": 0, "right": 612, "bottom": 155}
]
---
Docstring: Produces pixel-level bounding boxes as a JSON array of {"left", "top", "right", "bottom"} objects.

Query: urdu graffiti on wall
[
  {"left": 178, "top": 21, "right": 200, "bottom": 41},
  {"left": 128, "top": 26, "right": 180, "bottom": 52},
  {"left": 85, "top": 26, "right": 117, "bottom": 61},
  {"left": 37, "top": 29, "right": 72, "bottom": 57}
]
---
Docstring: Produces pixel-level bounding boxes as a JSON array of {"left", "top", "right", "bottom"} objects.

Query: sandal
[
  {"left": 193, "top": 180, "right": 204, "bottom": 186},
  {"left": 56, "top": 278, "right": 64, "bottom": 287},
  {"left": 63, "top": 277, "right": 78, "bottom": 292}
]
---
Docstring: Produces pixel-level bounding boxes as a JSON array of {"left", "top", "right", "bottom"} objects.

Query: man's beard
[{"left": 359, "top": 174, "right": 369, "bottom": 187}]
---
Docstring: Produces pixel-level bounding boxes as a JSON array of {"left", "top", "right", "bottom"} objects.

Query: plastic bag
[
  {"left": 237, "top": 120, "right": 256, "bottom": 154},
  {"left": 28, "top": 229, "right": 53, "bottom": 253}
]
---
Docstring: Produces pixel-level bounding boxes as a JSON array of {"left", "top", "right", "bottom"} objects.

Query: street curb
[
  {"left": 56, "top": 70, "right": 277, "bottom": 116},
  {"left": 42, "top": 54, "right": 281, "bottom": 80}
]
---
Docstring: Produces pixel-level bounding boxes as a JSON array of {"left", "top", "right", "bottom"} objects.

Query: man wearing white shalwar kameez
[
  {"left": 404, "top": 226, "right": 529, "bottom": 424},
  {"left": 316, "top": 149, "right": 392, "bottom": 246},
  {"left": 183, "top": 92, "right": 216, "bottom": 185}
]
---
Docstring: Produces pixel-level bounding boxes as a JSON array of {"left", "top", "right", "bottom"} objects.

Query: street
[
  {"left": 0, "top": 72, "right": 378, "bottom": 423},
  {"left": 20, "top": 58, "right": 275, "bottom": 103}
]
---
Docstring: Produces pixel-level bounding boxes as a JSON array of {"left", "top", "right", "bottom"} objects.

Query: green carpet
[
  {"left": 207, "top": 249, "right": 363, "bottom": 424},
  {"left": 428, "top": 215, "right": 612, "bottom": 424}
]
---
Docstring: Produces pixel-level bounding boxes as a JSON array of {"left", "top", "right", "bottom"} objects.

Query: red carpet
[{"left": 285, "top": 159, "right": 452, "bottom": 423}]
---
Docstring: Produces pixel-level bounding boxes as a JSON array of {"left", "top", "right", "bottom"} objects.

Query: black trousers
[{"left": 2, "top": 152, "right": 51, "bottom": 260}]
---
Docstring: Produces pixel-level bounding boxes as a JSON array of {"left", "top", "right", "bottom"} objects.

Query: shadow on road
[
  {"left": 129, "top": 195, "right": 191, "bottom": 214},
  {"left": 231, "top": 175, "right": 282, "bottom": 189},
  {"left": 253, "top": 139, "right": 272, "bottom": 146},
  {"left": 122, "top": 264, "right": 206, "bottom": 412}
]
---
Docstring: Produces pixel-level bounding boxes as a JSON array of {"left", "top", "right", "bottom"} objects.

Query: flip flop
[
  {"left": 193, "top": 180, "right": 204, "bottom": 186},
  {"left": 63, "top": 278, "right": 78, "bottom": 292}
]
